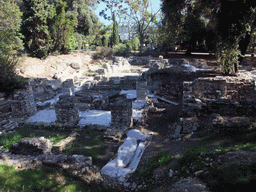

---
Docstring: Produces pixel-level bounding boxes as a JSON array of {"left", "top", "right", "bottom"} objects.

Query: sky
[{"left": 92, "top": 0, "right": 162, "bottom": 26}]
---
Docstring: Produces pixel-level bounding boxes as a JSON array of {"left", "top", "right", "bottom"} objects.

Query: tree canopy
[{"left": 161, "top": 0, "right": 256, "bottom": 74}]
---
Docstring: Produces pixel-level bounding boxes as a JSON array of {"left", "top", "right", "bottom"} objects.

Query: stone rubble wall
[
  {"left": 55, "top": 95, "right": 79, "bottom": 124},
  {"left": 184, "top": 75, "right": 256, "bottom": 117},
  {"left": 0, "top": 101, "right": 11, "bottom": 121},
  {"left": 0, "top": 149, "right": 98, "bottom": 180},
  {"left": 204, "top": 99, "right": 256, "bottom": 116},
  {"left": 136, "top": 79, "right": 147, "bottom": 100},
  {"left": 192, "top": 76, "right": 256, "bottom": 100},
  {"left": 10, "top": 86, "right": 37, "bottom": 118},
  {"left": 111, "top": 99, "right": 133, "bottom": 127}
]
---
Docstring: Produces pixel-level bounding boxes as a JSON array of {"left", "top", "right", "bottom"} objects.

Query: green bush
[
  {"left": 0, "top": 53, "right": 27, "bottom": 93},
  {"left": 89, "top": 45, "right": 96, "bottom": 51},
  {"left": 216, "top": 41, "right": 241, "bottom": 74},
  {"left": 93, "top": 46, "right": 113, "bottom": 59},
  {"left": 74, "top": 32, "right": 84, "bottom": 50},
  {"left": 113, "top": 43, "right": 131, "bottom": 56}
]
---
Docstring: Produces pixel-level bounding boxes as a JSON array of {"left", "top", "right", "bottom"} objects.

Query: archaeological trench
[{"left": 1, "top": 54, "right": 256, "bottom": 190}]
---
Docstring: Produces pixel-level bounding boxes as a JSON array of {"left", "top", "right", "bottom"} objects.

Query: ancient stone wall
[
  {"left": 10, "top": 86, "right": 37, "bottom": 118},
  {"left": 111, "top": 99, "right": 133, "bottom": 127},
  {"left": 192, "top": 76, "right": 256, "bottom": 100},
  {"left": 0, "top": 101, "right": 11, "bottom": 121},
  {"left": 136, "top": 79, "right": 147, "bottom": 100},
  {"left": 55, "top": 95, "right": 79, "bottom": 124},
  {"left": 204, "top": 99, "right": 256, "bottom": 116}
]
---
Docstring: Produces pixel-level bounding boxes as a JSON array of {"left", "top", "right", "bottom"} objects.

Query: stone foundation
[
  {"left": 55, "top": 95, "right": 79, "bottom": 124},
  {"left": 136, "top": 79, "right": 147, "bottom": 100},
  {"left": 111, "top": 99, "right": 133, "bottom": 127}
]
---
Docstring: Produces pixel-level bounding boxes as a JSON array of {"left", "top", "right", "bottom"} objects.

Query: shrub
[
  {"left": 0, "top": 53, "right": 27, "bottom": 93},
  {"left": 216, "top": 41, "right": 241, "bottom": 74},
  {"left": 113, "top": 43, "right": 131, "bottom": 56},
  {"left": 74, "top": 32, "right": 84, "bottom": 50},
  {"left": 93, "top": 46, "right": 113, "bottom": 59}
]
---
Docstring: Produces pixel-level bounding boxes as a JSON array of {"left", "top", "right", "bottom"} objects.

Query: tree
[
  {"left": 0, "top": 0, "right": 26, "bottom": 93},
  {"left": 98, "top": 0, "right": 127, "bottom": 24},
  {"left": 0, "top": 0, "right": 23, "bottom": 53},
  {"left": 111, "top": 12, "right": 119, "bottom": 47},
  {"left": 126, "top": 0, "right": 159, "bottom": 52},
  {"left": 161, "top": 0, "right": 256, "bottom": 74},
  {"left": 131, "top": 37, "right": 140, "bottom": 50},
  {"left": 21, "top": 0, "right": 53, "bottom": 58},
  {"left": 50, "top": 0, "right": 76, "bottom": 53},
  {"left": 63, "top": 0, "right": 100, "bottom": 37}
]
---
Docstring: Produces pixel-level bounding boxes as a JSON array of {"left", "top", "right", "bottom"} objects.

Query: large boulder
[
  {"left": 10, "top": 137, "right": 53, "bottom": 156},
  {"left": 69, "top": 56, "right": 82, "bottom": 69}
]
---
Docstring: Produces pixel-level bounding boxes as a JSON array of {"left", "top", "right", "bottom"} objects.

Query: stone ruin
[
  {"left": 136, "top": 78, "right": 147, "bottom": 100},
  {"left": 1, "top": 137, "right": 97, "bottom": 180},
  {"left": 62, "top": 79, "right": 74, "bottom": 94},
  {"left": 110, "top": 98, "right": 133, "bottom": 127},
  {"left": 55, "top": 95, "right": 80, "bottom": 124},
  {"left": 10, "top": 137, "right": 52, "bottom": 156},
  {"left": 0, "top": 83, "right": 37, "bottom": 123}
]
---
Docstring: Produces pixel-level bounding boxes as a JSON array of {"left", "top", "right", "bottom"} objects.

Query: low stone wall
[
  {"left": 192, "top": 76, "right": 256, "bottom": 100},
  {"left": 0, "top": 149, "right": 97, "bottom": 179},
  {"left": 111, "top": 99, "right": 133, "bottom": 127},
  {"left": 55, "top": 95, "right": 79, "bottom": 124}
]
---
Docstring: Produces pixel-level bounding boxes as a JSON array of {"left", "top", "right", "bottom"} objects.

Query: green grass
[
  {"left": 173, "top": 145, "right": 226, "bottom": 178},
  {"left": 0, "top": 164, "right": 119, "bottom": 192},
  {"left": 62, "top": 128, "right": 116, "bottom": 169},
  {"left": 130, "top": 151, "right": 173, "bottom": 192},
  {"left": 132, "top": 151, "right": 173, "bottom": 180},
  {"left": 0, "top": 126, "right": 70, "bottom": 152},
  {"left": 0, "top": 133, "right": 22, "bottom": 150},
  {"left": 199, "top": 162, "right": 256, "bottom": 192}
]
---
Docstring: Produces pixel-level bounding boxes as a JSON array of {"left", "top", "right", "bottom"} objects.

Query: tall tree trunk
[{"left": 139, "top": 34, "right": 144, "bottom": 53}]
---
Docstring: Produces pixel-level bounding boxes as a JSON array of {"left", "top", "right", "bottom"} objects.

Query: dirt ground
[{"left": 16, "top": 52, "right": 99, "bottom": 80}]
